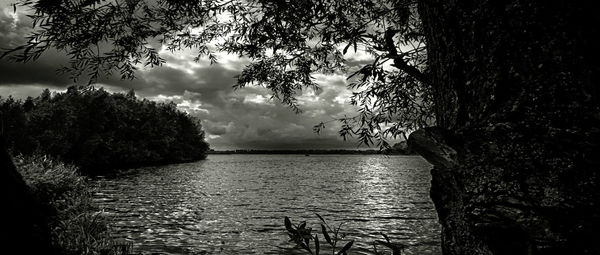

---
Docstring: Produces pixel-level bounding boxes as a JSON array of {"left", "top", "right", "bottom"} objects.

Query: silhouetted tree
[{"left": 1, "top": 86, "right": 209, "bottom": 174}]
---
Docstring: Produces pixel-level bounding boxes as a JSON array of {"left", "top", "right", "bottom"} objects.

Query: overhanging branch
[{"left": 384, "top": 28, "right": 430, "bottom": 85}]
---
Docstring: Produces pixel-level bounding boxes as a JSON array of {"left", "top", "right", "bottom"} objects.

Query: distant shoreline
[{"left": 207, "top": 149, "right": 415, "bottom": 155}]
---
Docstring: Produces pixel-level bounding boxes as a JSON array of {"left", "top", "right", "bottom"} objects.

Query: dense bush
[
  {"left": 14, "top": 154, "right": 118, "bottom": 255},
  {"left": 1, "top": 86, "right": 209, "bottom": 174}
]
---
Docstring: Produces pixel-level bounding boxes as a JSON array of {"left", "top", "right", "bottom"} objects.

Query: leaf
[
  {"left": 381, "top": 232, "right": 390, "bottom": 243},
  {"left": 336, "top": 240, "right": 353, "bottom": 255},
  {"left": 313, "top": 122, "right": 325, "bottom": 134},
  {"left": 315, "top": 213, "right": 326, "bottom": 223},
  {"left": 298, "top": 221, "right": 307, "bottom": 229},
  {"left": 284, "top": 217, "right": 295, "bottom": 233},
  {"left": 372, "top": 243, "right": 379, "bottom": 254},
  {"left": 343, "top": 42, "right": 351, "bottom": 55},
  {"left": 299, "top": 241, "right": 312, "bottom": 254},
  {"left": 0, "top": 45, "right": 25, "bottom": 60},
  {"left": 314, "top": 234, "right": 320, "bottom": 255},
  {"left": 321, "top": 224, "right": 332, "bottom": 245}
]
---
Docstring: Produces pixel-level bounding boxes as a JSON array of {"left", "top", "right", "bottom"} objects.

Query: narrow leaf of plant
[
  {"left": 284, "top": 217, "right": 295, "bottom": 233},
  {"left": 299, "top": 242, "right": 312, "bottom": 254},
  {"left": 321, "top": 224, "right": 332, "bottom": 245},
  {"left": 315, "top": 213, "right": 326, "bottom": 224},
  {"left": 343, "top": 43, "right": 351, "bottom": 55},
  {"left": 381, "top": 232, "right": 390, "bottom": 243},
  {"left": 315, "top": 234, "right": 320, "bottom": 255},
  {"left": 336, "top": 240, "right": 353, "bottom": 255},
  {"left": 299, "top": 221, "right": 307, "bottom": 229}
]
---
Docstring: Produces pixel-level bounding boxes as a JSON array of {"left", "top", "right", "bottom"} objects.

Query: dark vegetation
[
  {"left": 14, "top": 154, "right": 124, "bottom": 255},
  {"left": 284, "top": 214, "right": 406, "bottom": 255},
  {"left": 1, "top": 86, "right": 209, "bottom": 174}
]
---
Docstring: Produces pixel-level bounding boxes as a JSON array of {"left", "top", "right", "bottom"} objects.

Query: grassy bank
[{"left": 14, "top": 154, "right": 126, "bottom": 255}]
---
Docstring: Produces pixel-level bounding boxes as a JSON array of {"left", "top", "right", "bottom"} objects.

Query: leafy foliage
[
  {"left": 0, "top": 86, "right": 209, "bottom": 174},
  {"left": 4, "top": 0, "right": 434, "bottom": 148},
  {"left": 14, "top": 154, "right": 120, "bottom": 255},
  {"left": 284, "top": 214, "right": 406, "bottom": 255}
]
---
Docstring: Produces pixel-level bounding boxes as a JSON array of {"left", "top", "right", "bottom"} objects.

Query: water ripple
[{"left": 93, "top": 154, "right": 440, "bottom": 254}]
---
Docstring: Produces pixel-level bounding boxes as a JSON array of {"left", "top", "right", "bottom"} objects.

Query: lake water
[{"left": 92, "top": 154, "right": 440, "bottom": 254}]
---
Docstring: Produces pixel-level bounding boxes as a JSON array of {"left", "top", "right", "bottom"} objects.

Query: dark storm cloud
[
  {"left": 0, "top": 5, "right": 368, "bottom": 150},
  {"left": 93, "top": 49, "right": 360, "bottom": 149},
  {"left": 0, "top": 50, "right": 73, "bottom": 86},
  {"left": 203, "top": 120, "right": 228, "bottom": 136},
  {"left": 0, "top": 9, "right": 73, "bottom": 86},
  {"left": 97, "top": 63, "right": 239, "bottom": 109}
]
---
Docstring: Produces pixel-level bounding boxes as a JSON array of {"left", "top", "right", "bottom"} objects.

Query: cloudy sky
[{"left": 0, "top": 2, "right": 385, "bottom": 150}]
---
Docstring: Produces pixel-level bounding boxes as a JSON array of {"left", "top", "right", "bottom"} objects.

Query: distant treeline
[{"left": 0, "top": 86, "right": 209, "bottom": 174}]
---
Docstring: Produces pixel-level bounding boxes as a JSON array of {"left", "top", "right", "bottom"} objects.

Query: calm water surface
[{"left": 92, "top": 154, "right": 440, "bottom": 254}]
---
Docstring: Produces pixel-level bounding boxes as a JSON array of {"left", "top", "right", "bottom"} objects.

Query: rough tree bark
[{"left": 410, "top": 0, "right": 600, "bottom": 254}]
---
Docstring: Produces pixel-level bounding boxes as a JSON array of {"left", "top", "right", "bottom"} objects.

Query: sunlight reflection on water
[{"left": 92, "top": 154, "right": 440, "bottom": 254}]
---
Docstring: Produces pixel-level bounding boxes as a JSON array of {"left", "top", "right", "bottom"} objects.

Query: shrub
[{"left": 14, "top": 154, "right": 119, "bottom": 255}]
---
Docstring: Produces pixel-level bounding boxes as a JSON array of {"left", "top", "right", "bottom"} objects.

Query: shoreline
[{"left": 207, "top": 149, "right": 415, "bottom": 155}]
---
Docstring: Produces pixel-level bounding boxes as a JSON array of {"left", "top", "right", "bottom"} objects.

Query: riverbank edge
[
  {"left": 83, "top": 153, "right": 208, "bottom": 176},
  {"left": 12, "top": 154, "right": 121, "bottom": 255}
]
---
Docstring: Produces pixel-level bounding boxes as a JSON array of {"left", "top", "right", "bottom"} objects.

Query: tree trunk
[{"left": 412, "top": 0, "right": 600, "bottom": 254}]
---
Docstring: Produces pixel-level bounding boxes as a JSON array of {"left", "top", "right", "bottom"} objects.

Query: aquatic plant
[{"left": 284, "top": 214, "right": 406, "bottom": 255}]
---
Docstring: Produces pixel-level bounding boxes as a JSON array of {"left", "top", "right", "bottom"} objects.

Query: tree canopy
[
  {"left": 0, "top": 86, "right": 209, "bottom": 174},
  {"left": 3, "top": 0, "right": 434, "bottom": 148}
]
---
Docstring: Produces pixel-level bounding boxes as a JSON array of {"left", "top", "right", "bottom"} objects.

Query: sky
[{"left": 0, "top": 2, "right": 387, "bottom": 150}]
